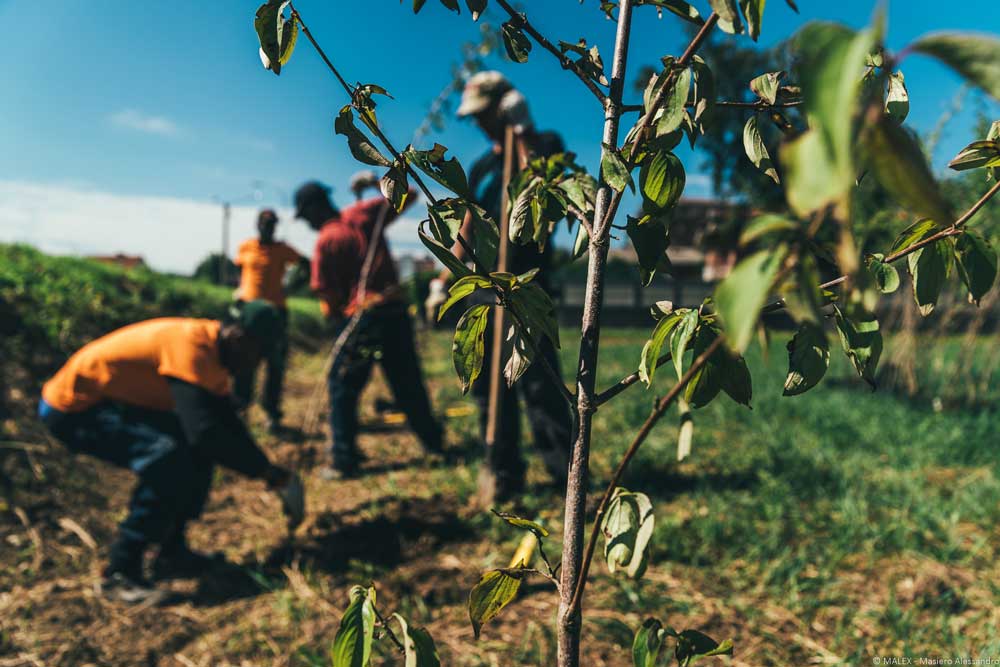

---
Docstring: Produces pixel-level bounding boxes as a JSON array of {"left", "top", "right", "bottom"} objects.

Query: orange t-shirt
[
  {"left": 42, "top": 318, "right": 231, "bottom": 413},
  {"left": 235, "top": 239, "right": 301, "bottom": 307}
]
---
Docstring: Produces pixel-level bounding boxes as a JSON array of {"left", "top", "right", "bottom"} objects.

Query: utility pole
[{"left": 220, "top": 201, "right": 231, "bottom": 285}]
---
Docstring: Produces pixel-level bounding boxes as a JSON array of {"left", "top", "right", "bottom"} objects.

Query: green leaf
[
  {"left": 438, "top": 275, "right": 492, "bottom": 321},
  {"left": 465, "top": 0, "right": 487, "bottom": 21},
  {"left": 331, "top": 586, "right": 375, "bottom": 667},
  {"left": 639, "top": 311, "right": 683, "bottom": 387},
  {"left": 602, "top": 489, "right": 655, "bottom": 579},
  {"left": 689, "top": 56, "right": 715, "bottom": 128},
  {"left": 468, "top": 569, "right": 523, "bottom": 639},
  {"left": 510, "top": 282, "right": 560, "bottom": 348},
  {"left": 708, "top": 0, "right": 743, "bottom": 34},
  {"left": 955, "top": 232, "right": 998, "bottom": 306},
  {"left": 647, "top": 65, "right": 691, "bottom": 136},
  {"left": 867, "top": 253, "right": 900, "bottom": 293},
  {"left": 670, "top": 309, "right": 699, "bottom": 380},
  {"left": 684, "top": 325, "right": 722, "bottom": 408},
  {"left": 390, "top": 614, "right": 440, "bottom": 667},
  {"left": 739, "top": 214, "right": 797, "bottom": 246},
  {"left": 380, "top": 164, "right": 409, "bottom": 213},
  {"left": 640, "top": 151, "right": 686, "bottom": 211},
  {"left": 501, "top": 21, "right": 532, "bottom": 63},
  {"left": 335, "top": 107, "right": 392, "bottom": 167},
  {"left": 452, "top": 304, "right": 491, "bottom": 393},
  {"left": 714, "top": 247, "right": 787, "bottom": 353},
  {"left": 638, "top": 0, "right": 704, "bottom": 25},
  {"left": 601, "top": 146, "right": 631, "bottom": 192},
  {"left": 783, "top": 323, "right": 830, "bottom": 396},
  {"left": 908, "top": 239, "right": 952, "bottom": 316},
  {"left": 833, "top": 303, "right": 882, "bottom": 388},
  {"left": 501, "top": 324, "right": 534, "bottom": 387},
  {"left": 948, "top": 140, "right": 1000, "bottom": 171},
  {"left": 675, "top": 630, "right": 734, "bottom": 665},
  {"left": 863, "top": 114, "right": 953, "bottom": 226},
  {"left": 743, "top": 115, "right": 779, "bottom": 184},
  {"left": 885, "top": 71, "right": 909, "bottom": 123},
  {"left": 781, "top": 23, "right": 875, "bottom": 216},
  {"left": 469, "top": 208, "right": 500, "bottom": 270},
  {"left": 418, "top": 221, "right": 473, "bottom": 279},
  {"left": 412, "top": 0, "right": 428, "bottom": 13},
  {"left": 890, "top": 218, "right": 940, "bottom": 254},
  {"left": 254, "top": 1, "right": 290, "bottom": 75},
  {"left": 491, "top": 509, "right": 549, "bottom": 537},
  {"left": 911, "top": 32, "right": 1000, "bottom": 101},
  {"left": 780, "top": 129, "right": 848, "bottom": 219},
  {"left": 427, "top": 199, "right": 466, "bottom": 248},
  {"left": 633, "top": 618, "right": 666, "bottom": 667},
  {"left": 781, "top": 253, "right": 824, "bottom": 324},
  {"left": 626, "top": 214, "right": 671, "bottom": 286},
  {"left": 438, "top": 0, "right": 460, "bottom": 12},
  {"left": 404, "top": 144, "right": 470, "bottom": 197},
  {"left": 749, "top": 71, "right": 783, "bottom": 105},
  {"left": 720, "top": 350, "right": 752, "bottom": 407},
  {"left": 739, "top": 0, "right": 765, "bottom": 41}
]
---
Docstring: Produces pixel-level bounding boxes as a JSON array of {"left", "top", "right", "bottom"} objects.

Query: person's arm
[
  {"left": 310, "top": 235, "right": 353, "bottom": 320},
  {"left": 166, "top": 377, "right": 282, "bottom": 483}
]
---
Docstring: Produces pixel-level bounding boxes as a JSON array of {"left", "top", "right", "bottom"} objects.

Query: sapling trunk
[{"left": 556, "top": 2, "right": 634, "bottom": 665}]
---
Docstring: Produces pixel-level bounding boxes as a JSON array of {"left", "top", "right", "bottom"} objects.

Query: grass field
[{"left": 2, "top": 248, "right": 999, "bottom": 666}]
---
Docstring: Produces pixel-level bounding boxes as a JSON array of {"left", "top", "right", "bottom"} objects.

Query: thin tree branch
[
  {"left": 370, "top": 599, "right": 407, "bottom": 655},
  {"left": 595, "top": 352, "right": 672, "bottom": 406},
  {"left": 567, "top": 334, "right": 725, "bottom": 617},
  {"left": 596, "top": 13, "right": 720, "bottom": 237},
  {"left": 566, "top": 203, "right": 595, "bottom": 239},
  {"left": 497, "top": 567, "right": 561, "bottom": 589},
  {"left": 621, "top": 98, "right": 803, "bottom": 113},
  {"left": 291, "top": 4, "right": 487, "bottom": 274},
  {"left": 494, "top": 0, "right": 608, "bottom": 105}
]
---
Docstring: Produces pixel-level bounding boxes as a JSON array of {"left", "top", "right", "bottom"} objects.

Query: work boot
[
  {"left": 319, "top": 463, "right": 360, "bottom": 481},
  {"left": 476, "top": 467, "right": 525, "bottom": 508},
  {"left": 151, "top": 543, "right": 225, "bottom": 580},
  {"left": 267, "top": 415, "right": 285, "bottom": 436},
  {"left": 99, "top": 571, "right": 167, "bottom": 606}
]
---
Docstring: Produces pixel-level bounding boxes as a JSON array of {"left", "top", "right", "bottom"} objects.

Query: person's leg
[
  {"left": 39, "top": 401, "right": 195, "bottom": 581},
  {"left": 262, "top": 308, "right": 290, "bottom": 426},
  {"left": 516, "top": 338, "right": 572, "bottom": 486},
  {"left": 470, "top": 321, "right": 525, "bottom": 498},
  {"left": 327, "top": 316, "right": 374, "bottom": 473},
  {"left": 375, "top": 305, "right": 443, "bottom": 452}
]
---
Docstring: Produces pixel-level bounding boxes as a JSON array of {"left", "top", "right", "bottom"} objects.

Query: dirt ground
[{"left": 3, "top": 342, "right": 997, "bottom": 667}]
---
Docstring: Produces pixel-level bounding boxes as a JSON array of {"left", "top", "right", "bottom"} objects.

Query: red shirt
[{"left": 310, "top": 196, "right": 402, "bottom": 318}]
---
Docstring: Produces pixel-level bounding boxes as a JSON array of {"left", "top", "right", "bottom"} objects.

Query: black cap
[
  {"left": 257, "top": 208, "right": 278, "bottom": 225},
  {"left": 293, "top": 181, "right": 332, "bottom": 218}
]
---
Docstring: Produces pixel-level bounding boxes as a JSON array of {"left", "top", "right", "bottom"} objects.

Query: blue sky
[{"left": 0, "top": 0, "right": 996, "bottom": 272}]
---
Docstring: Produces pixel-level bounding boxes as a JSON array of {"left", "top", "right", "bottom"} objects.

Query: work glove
[
  {"left": 349, "top": 170, "right": 379, "bottom": 198},
  {"left": 425, "top": 278, "right": 448, "bottom": 321},
  {"left": 268, "top": 467, "right": 305, "bottom": 531}
]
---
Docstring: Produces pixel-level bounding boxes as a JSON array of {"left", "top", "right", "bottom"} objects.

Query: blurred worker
[
  {"left": 233, "top": 208, "right": 309, "bottom": 433},
  {"left": 37, "top": 301, "right": 305, "bottom": 605},
  {"left": 431, "top": 71, "right": 572, "bottom": 502},
  {"left": 294, "top": 176, "right": 443, "bottom": 479}
]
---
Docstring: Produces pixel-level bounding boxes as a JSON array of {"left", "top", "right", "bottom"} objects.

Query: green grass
[{"left": 417, "top": 325, "right": 1000, "bottom": 661}]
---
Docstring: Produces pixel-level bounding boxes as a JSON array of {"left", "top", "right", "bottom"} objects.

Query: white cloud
[
  {"left": 0, "top": 180, "right": 428, "bottom": 274},
  {"left": 108, "top": 109, "right": 182, "bottom": 137}
]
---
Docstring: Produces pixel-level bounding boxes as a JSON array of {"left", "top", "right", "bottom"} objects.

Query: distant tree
[{"left": 192, "top": 253, "right": 237, "bottom": 286}]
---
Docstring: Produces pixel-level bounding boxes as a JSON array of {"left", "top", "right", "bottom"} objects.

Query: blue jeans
[
  {"left": 328, "top": 303, "right": 442, "bottom": 469},
  {"left": 38, "top": 399, "right": 213, "bottom": 557},
  {"left": 233, "top": 306, "right": 289, "bottom": 420}
]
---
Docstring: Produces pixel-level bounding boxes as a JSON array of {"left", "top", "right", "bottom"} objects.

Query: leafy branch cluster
[{"left": 254, "top": 1, "right": 1000, "bottom": 665}]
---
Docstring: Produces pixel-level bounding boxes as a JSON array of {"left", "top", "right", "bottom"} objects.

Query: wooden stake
[{"left": 485, "top": 125, "right": 516, "bottom": 447}]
